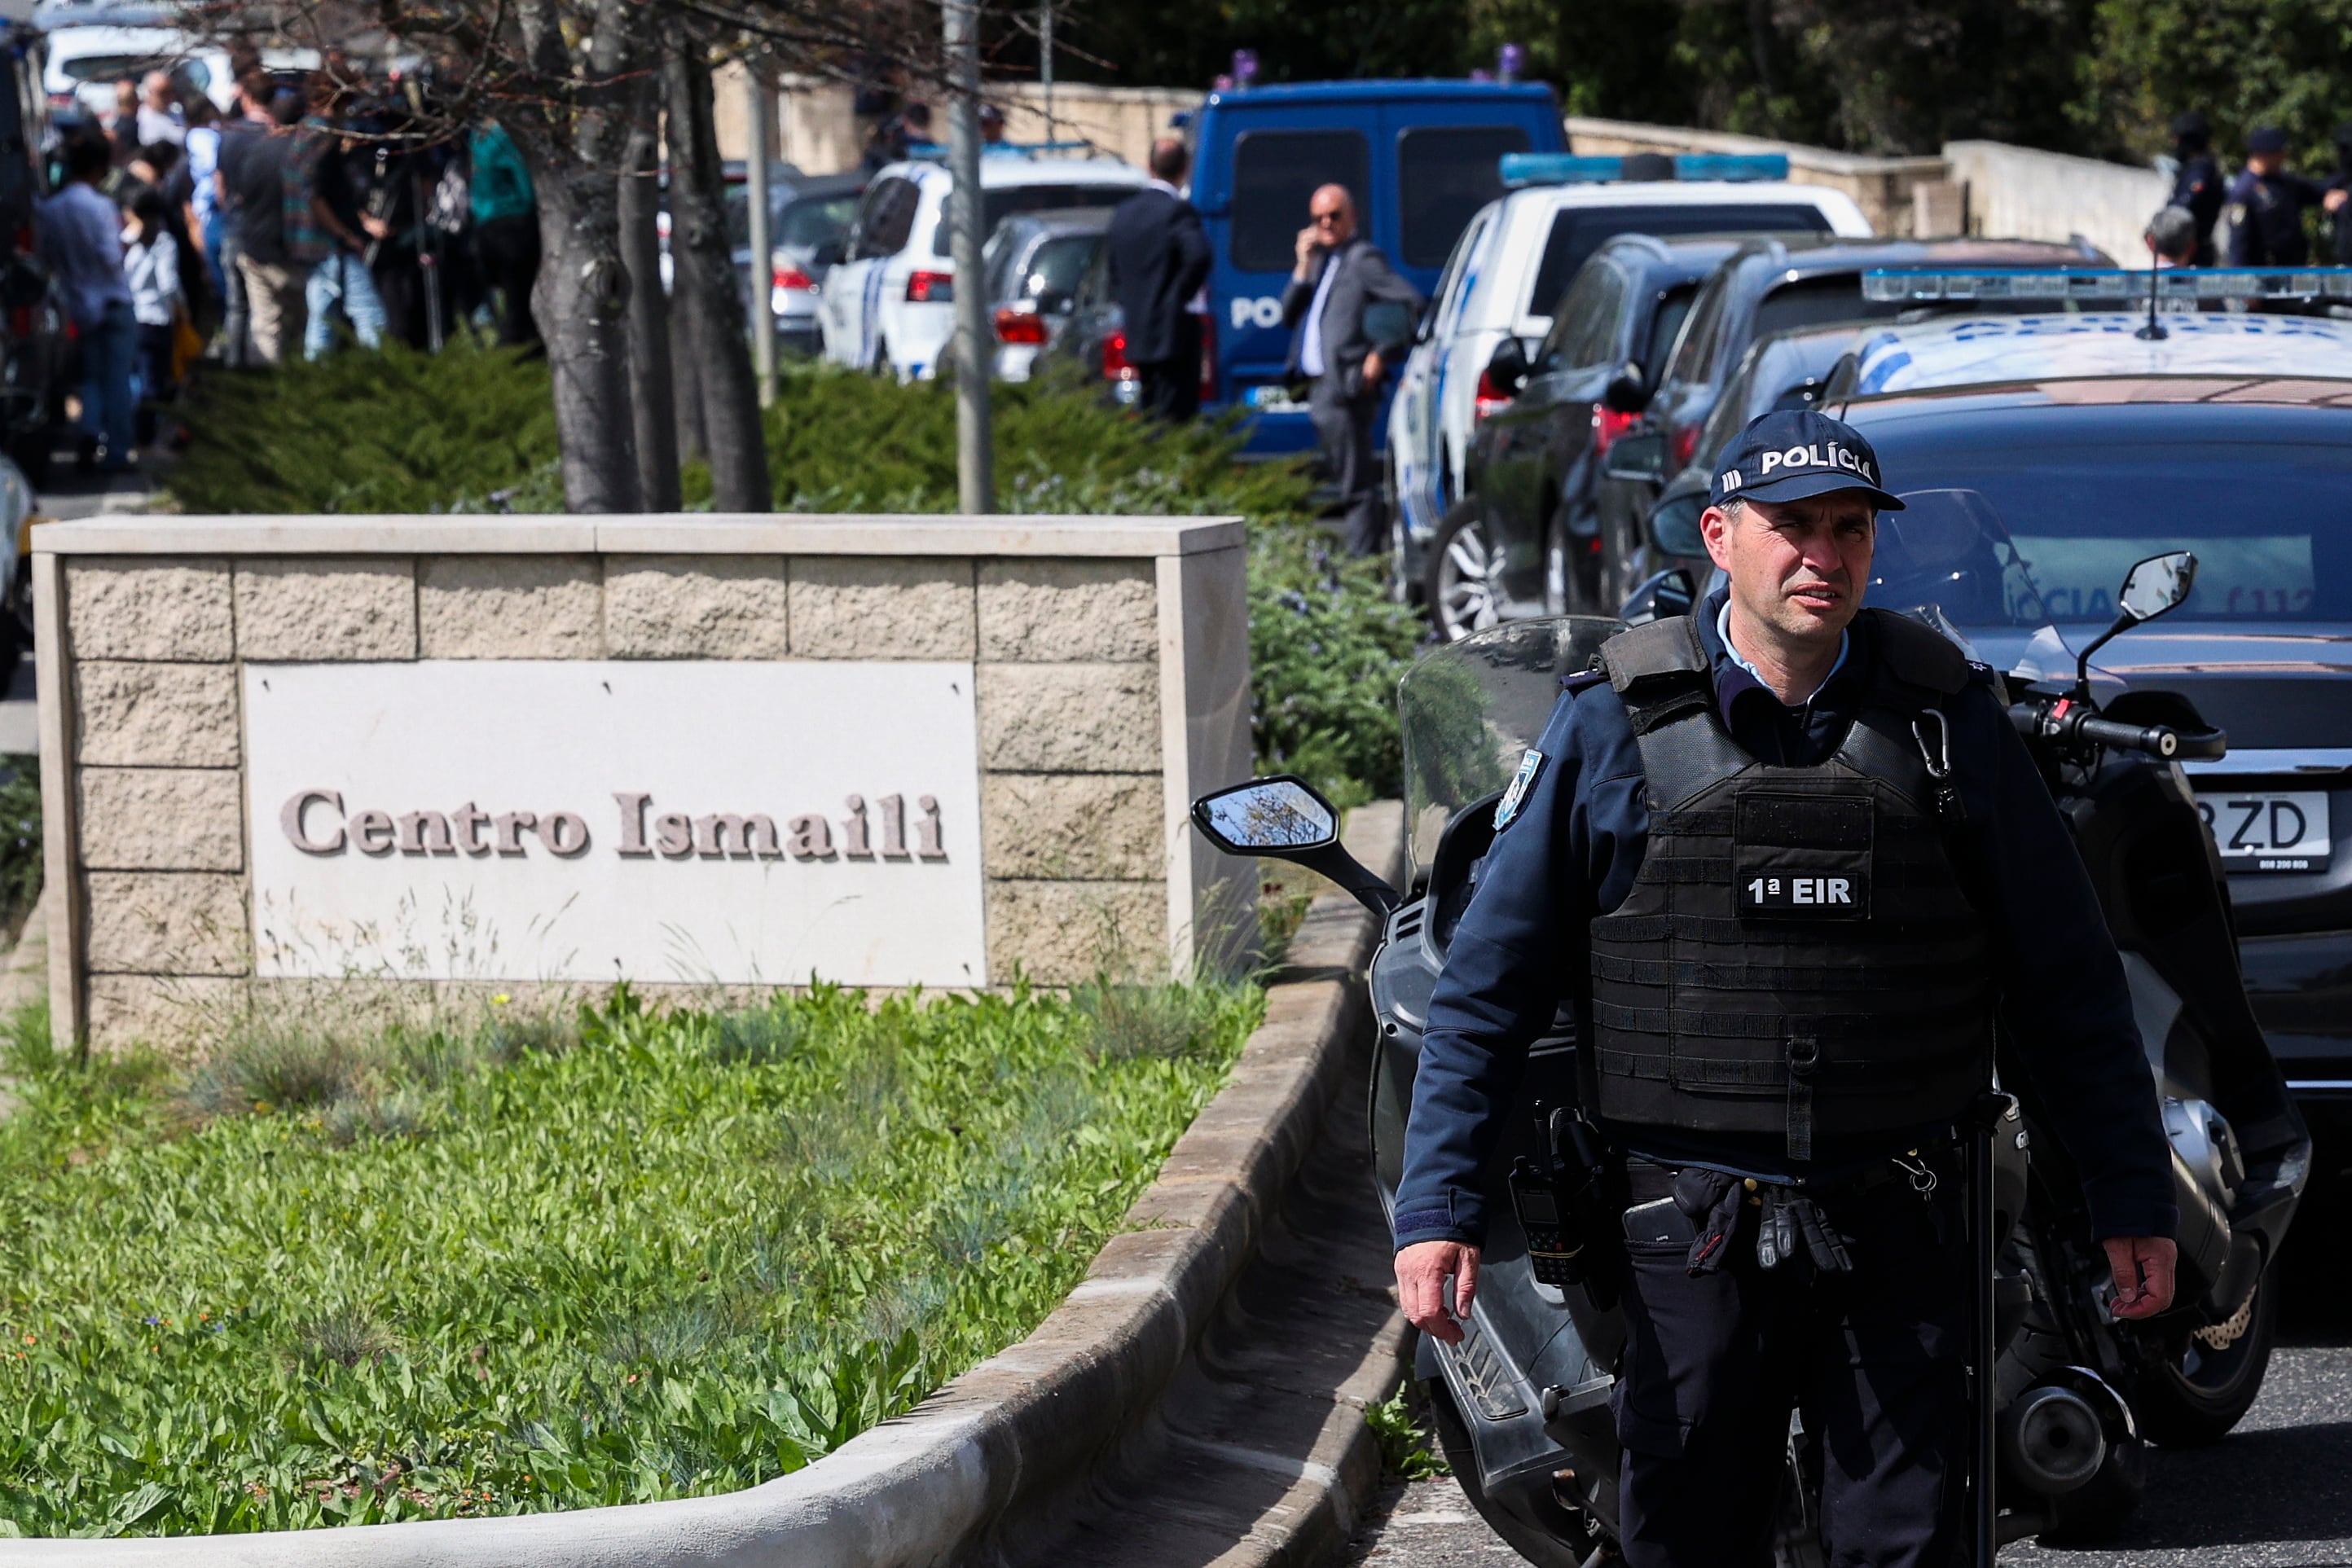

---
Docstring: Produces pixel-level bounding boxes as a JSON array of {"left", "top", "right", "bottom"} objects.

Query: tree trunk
[
  {"left": 620, "top": 82, "right": 681, "bottom": 512},
  {"left": 671, "top": 302, "right": 709, "bottom": 462},
  {"left": 664, "top": 42, "right": 772, "bottom": 512}
]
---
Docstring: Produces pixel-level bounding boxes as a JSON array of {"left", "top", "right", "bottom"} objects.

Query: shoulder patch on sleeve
[
  {"left": 1494, "top": 749, "right": 1545, "bottom": 831},
  {"left": 1562, "top": 668, "right": 1608, "bottom": 694}
]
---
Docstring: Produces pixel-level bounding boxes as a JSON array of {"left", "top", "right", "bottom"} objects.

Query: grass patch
[
  {"left": 1365, "top": 1383, "right": 1449, "bottom": 1481},
  {"left": 164, "top": 359, "right": 1427, "bottom": 804},
  {"left": 0, "top": 979, "right": 1260, "bottom": 1535}
]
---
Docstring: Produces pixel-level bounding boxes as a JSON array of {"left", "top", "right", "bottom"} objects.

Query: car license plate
[
  {"left": 1246, "top": 384, "right": 1299, "bottom": 410},
  {"left": 2197, "top": 789, "right": 2332, "bottom": 872}
]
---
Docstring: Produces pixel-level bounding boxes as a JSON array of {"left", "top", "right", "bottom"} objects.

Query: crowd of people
[
  {"left": 34, "top": 52, "right": 545, "bottom": 472},
  {"left": 2148, "top": 111, "right": 2352, "bottom": 267}
]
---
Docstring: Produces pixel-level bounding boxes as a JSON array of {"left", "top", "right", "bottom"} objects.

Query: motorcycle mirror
[
  {"left": 1646, "top": 490, "right": 1707, "bottom": 560},
  {"left": 1620, "top": 567, "right": 1695, "bottom": 626},
  {"left": 1190, "top": 775, "right": 1338, "bottom": 854},
  {"left": 1189, "top": 775, "right": 1402, "bottom": 918},
  {"left": 2073, "top": 550, "right": 2200, "bottom": 698},
  {"left": 2118, "top": 550, "right": 2198, "bottom": 623}
]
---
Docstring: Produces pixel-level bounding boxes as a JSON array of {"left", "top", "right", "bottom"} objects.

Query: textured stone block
[
  {"left": 80, "top": 767, "right": 244, "bottom": 871},
  {"left": 76, "top": 661, "right": 241, "bottom": 766},
  {"left": 85, "top": 974, "right": 244, "bottom": 1057},
  {"left": 605, "top": 556, "right": 788, "bottom": 657},
  {"left": 235, "top": 560, "right": 415, "bottom": 660},
  {"left": 978, "top": 663, "right": 1160, "bottom": 772},
  {"left": 65, "top": 558, "right": 233, "bottom": 660},
  {"left": 420, "top": 556, "right": 601, "bottom": 657},
  {"left": 986, "top": 879, "right": 1167, "bottom": 986},
  {"left": 977, "top": 560, "right": 1158, "bottom": 663},
  {"left": 86, "top": 871, "right": 248, "bottom": 975},
  {"left": 789, "top": 558, "right": 974, "bottom": 659},
  {"left": 982, "top": 772, "right": 1163, "bottom": 880}
]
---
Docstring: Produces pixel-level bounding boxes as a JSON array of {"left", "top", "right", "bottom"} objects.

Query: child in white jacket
[{"left": 122, "top": 187, "right": 180, "bottom": 442}]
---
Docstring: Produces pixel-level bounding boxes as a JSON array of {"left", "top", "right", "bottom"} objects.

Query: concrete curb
[{"left": 12, "top": 805, "right": 1405, "bottom": 1565}]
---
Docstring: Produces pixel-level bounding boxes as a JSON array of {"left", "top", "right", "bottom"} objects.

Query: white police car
[
  {"left": 1844, "top": 266, "right": 2352, "bottom": 393},
  {"left": 1385, "top": 152, "right": 1872, "bottom": 581},
  {"left": 818, "top": 146, "right": 1147, "bottom": 381}
]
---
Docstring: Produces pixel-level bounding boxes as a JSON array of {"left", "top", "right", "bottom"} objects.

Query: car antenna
[{"left": 2135, "top": 262, "right": 2167, "bottom": 342}]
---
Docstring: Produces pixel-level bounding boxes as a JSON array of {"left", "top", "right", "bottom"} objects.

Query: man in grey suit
[{"left": 1283, "top": 183, "right": 1422, "bottom": 556}]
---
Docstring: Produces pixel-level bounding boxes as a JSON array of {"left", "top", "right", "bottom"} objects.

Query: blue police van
[{"left": 1185, "top": 80, "right": 1566, "bottom": 455}]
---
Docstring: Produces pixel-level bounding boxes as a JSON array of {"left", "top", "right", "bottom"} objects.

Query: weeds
[
  {"left": 0, "top": 980, "right": 1262, "bottom": 1535},
  {"left": 1365, "top": 1384, "right": 1450, "bottom": 1480}
]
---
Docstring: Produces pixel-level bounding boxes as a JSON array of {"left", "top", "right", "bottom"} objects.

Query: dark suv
[{"left": 1427, "top": 233, "right": 1744, "bottom": 639}]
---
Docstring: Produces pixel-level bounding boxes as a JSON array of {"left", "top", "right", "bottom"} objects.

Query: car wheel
[
  {"left": 1425, "top": 496, "right": 1504, "bottom": 643},
  {"left": 869, "top": 336, "right": 891, "bottom": 376},
  {"left": 2132, "top": 1266, "right": 2278, "bottom": 1447}
]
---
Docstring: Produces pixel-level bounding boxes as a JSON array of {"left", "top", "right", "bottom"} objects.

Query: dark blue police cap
[
  {"left": 1710, "top": 409, "right": 1905, "bottom": 512},
  {"left": 2248, "top": 125, "right": 2288, "bottom": 155}
]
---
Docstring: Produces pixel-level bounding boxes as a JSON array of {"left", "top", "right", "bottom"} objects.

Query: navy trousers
[{"left": 1612, "top": 1157, "right": 1971, "bottom": 1568}]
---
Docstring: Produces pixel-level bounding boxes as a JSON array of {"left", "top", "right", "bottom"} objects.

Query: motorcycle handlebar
[{"left": 2008, "top": 699, "right": 2227, "bottom": 762}]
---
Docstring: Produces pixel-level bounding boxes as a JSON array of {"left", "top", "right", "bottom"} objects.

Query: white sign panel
[{"left": 245, "top": 661, "right": 987, "bottom": 986}]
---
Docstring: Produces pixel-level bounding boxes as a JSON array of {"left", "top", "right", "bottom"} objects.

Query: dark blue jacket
[
  {"left": 2227, "top": 168, "right": 2326, "bottom": 266},
  {"left": 1392, "top": 595, "right": 2178, "bottom": 1250}
]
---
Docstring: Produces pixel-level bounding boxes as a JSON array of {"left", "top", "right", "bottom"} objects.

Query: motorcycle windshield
[
  {"left": 1398, "top": 616, "right": 1627, "bottom": 881},
  {"left": 1866, "top": 487, "right": 2070, "bottom": 679}
]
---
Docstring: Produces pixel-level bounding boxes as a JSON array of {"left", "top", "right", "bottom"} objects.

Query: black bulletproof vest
[{"left": 1585, "top": 611, "right": 1994, "bottom": 1158}]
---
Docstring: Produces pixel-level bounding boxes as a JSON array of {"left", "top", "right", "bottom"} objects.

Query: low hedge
[
  {"left": 0, "top": 979, "right": 1260, "bottom": 1535},
  {"left": 167, "top": 349, "right": 1426, "bottom": 804}
]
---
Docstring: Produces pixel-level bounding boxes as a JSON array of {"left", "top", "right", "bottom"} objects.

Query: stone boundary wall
[{"left": 33, "top": 516, "right": 1251, "bottom": 1053}]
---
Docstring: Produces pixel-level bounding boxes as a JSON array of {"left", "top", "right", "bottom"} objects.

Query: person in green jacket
[{"left": 469, "top": 121, "right": 539, "bottom": 345}]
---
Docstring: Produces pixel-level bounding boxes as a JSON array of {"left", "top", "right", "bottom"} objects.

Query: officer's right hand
[
  {"left": 1293, "top": 224, "right": 1320, "bottom": 279},
  {"left": 1396, "top": 1240, "right": 1479, "bottom": 1345}
]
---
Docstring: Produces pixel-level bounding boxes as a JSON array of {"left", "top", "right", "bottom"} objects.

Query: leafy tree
[{"left": 2072, "top": 0, "right": 2352, "bottom": 163}]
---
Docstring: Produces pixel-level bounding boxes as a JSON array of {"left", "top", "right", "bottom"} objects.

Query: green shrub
[
  {"left": 165, "top": 361, "right": 1429, "bottom": 801},
  {"left": 0, "top": 981, "right": 1262, "bottom": 1535},
  {"left": 0, "top": 758, "right": 38, "bottom": 938}
]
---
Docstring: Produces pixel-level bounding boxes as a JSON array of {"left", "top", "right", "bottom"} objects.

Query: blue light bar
[
  {"left": 1500, "top": 153, "right": 1629, "bottom": 187},
  {"left": 1862, "top": 266, "right": 2352, "bottom": 303},
  {"left": 1673, "top": 153, "right": 1790, "bottom": 182},
  {"left": 904, "top": 139, "right": 1097, "bottom": 162}
]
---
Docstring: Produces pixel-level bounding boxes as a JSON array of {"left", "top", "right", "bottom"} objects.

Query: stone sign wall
[{"left": 33, "top": 516, "right": 1252, "bottom": 1052}]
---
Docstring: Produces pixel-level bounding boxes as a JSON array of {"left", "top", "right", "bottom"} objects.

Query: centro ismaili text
[{"left": 277, "top": 789, "right": 952, "bottom": 862}]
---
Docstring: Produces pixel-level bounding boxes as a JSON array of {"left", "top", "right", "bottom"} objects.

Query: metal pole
[
  {"left": 1972, "top": 1119, "right": 1998, "bottom": 1567},
  {"left": 946, "top": 0, "right": 993, "bottom": 512},
  {"left": 1040, "top": 0, "right": 1053, "bottom": 139},
  {"left": 745, "top": 55, "right": 777, "bottom": 406}
]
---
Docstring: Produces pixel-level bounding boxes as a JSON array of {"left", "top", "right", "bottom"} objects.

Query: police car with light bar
[
  {"left": 1640, "top": 264, "right": 2352, "bottom": 1112},
  {"left": 1385, "top": 153, "right": 1871, "bottom": 599},
  {"left": 817, "top": 144, "right": 1146, "bottom": 381}
]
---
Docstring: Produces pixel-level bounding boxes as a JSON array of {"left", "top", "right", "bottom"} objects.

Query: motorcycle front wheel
[{"left": 2132, "top": 1265, "right": 2279, "bottom": 1447}]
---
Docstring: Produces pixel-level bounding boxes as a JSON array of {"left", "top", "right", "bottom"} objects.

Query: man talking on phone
[{"left": 1389, "top": 409, "right": 2178, "bottom": 1566}]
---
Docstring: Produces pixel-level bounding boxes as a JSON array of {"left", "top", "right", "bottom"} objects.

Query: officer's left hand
[
  {"left": 2103, "top": 1236, "right": 2178, "bottom": 1319},
  {"left": 1395, "top": 1241, "right": 1479, "bottom": 1345}
]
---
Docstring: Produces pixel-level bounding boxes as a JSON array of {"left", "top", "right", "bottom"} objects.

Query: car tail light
[
  {"left": 7, "top": 307, "right": 28, "bottom": 339},
  {"left": 1591, "top": 404, "right": 1640, "bottom": 454},
  {"left": 1102, "top": 327, "right": 1137, "bottom": 384},
  {"left": 772, "top": 263, "right": 816, "bottom": 292},
  {"left": 1671, "top": 422, "right": 1701, "bottom": 470},
  {"left": 993, "top": 306, "right": 1049, "bottom": 345},
  {"left": 904, "top": 270, "right": 953, "bottom": 303},
  {"left": 1198, "top": 312, "right": 1217, "bottom": 403},
  {"left": 1474, "top": 367, "right": 1514, "bottom": 424}
]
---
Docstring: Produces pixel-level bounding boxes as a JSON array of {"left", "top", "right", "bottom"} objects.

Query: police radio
[{"left": 1508, "top": 1157, "right": 1584, "bottom": 1287}]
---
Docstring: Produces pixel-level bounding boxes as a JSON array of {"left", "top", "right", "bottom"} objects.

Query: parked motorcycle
[{"left": 1192, "top": 511, "right": 2310, "bottom": 1563}]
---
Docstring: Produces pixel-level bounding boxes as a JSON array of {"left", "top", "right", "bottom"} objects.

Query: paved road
[{"left": 1346, "top": 1134, "right": 2352, "bottom": 1568}]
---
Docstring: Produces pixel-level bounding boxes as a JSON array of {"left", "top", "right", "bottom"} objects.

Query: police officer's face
[
  {"left": 2249, "top": 151, "right": 2284, "bottom": 178},
  {"left": 1704, "top": 490, "right": 1876, "bottom": 645}
]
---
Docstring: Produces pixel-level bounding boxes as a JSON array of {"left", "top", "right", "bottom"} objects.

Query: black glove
[{"left": 1673, "top": 1167, "right": 1747, "bottom": 1277}]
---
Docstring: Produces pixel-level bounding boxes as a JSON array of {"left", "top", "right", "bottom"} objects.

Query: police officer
[
  {"left": 1391, "top": 409, "right": 2180, "bottom": 1567},
  {"left": 2227, "top": 125, "right": 2328, "bottom": 266},
  {"left": 2167, "top": 110, "right": 2226, "bottom": 266}
]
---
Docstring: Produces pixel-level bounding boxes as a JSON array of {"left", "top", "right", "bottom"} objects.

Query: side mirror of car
[
  {"left": 1601, "top": 361, "right": 1649, "bottom": 415},
  {"left": 1484, "top": 336, "right": 1530, "bottom": 397},
  {"left": 811, "top": 237, "right": 846, "bottom": 269},
  {"left": 1602, "top": 428, "right": 1668, "bottom": 484},
  {"left": 1364, "top": 300, "right": 1415, "bottom": 356},
  {"left": 1620, "top": 568, "right": 1696, "bottom": 626},
  {"left": 1411, "top": 298, "right": 1438, "bottom": 345},
  {"left": 1646, "top": 490, "right": 1708, "bottom": 560}
]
